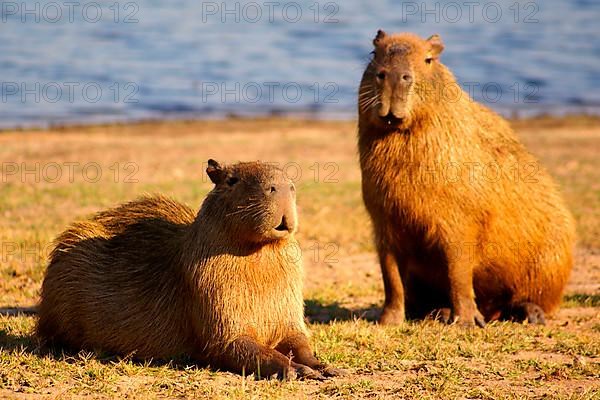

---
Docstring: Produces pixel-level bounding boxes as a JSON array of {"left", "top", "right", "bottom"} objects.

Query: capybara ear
[
  {"left": 373, "top": 29, "right": 387, "bottom": 47},
  {"left": 206, "top": 159, "right": 227, "bottom": 185},
  {"left": 426, "top": 34, "right": 444, "bottom": 58}
]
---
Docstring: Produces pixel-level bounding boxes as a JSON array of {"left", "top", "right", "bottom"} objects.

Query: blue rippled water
[{"left": 0, "top": 0, "right": 599, "bottom": 128}]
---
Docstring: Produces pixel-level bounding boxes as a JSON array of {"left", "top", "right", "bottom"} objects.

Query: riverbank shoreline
[{"left": 1, "top": 113, "right": 599, "bottom": 135}]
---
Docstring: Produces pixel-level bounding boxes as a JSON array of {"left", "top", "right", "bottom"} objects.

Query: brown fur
[
  {"left": 37, "top": 160, "right": 342, "bottom": 379},
  {"left": 358, "top": 31, "right": 575, "bottom": 326}
]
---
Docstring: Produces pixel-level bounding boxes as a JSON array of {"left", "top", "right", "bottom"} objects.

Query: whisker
[
  {"left": 359, "top": 96, "right": 381, "bottom": 112},
  {"left": 359, "top": 95, "right": 380, "bottom": 108},
  {"left": 226, "top": 202, "right": 264, "bottom": 217}
]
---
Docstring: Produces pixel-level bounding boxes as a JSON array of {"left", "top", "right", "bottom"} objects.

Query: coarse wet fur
[
  {"left": 358, "top": 31, "right": 576, "bottom": 327},
  {"left": 37, "top": 160, "right": 343, "bottom": 380}
]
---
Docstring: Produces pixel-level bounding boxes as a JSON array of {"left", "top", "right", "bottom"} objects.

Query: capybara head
[
  {"left": 359, "top": 30, "right": 445, "bottom": 129},
  {"left": 203, "top": 159, "right": 297, "bottom": 244}
]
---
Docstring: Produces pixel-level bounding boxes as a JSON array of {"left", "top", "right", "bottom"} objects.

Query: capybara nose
[
  {"left": 280, "top": 210, "right": 298, "bottom": 233},
  {"left": 272, "top": 207, "right": 297, "bottom": 234},
  {"left": 274, "top": 214, "right": 291, "bottom": 232},
  {"left": 270, "top": 183, "right": 297, "bottom": 234},
  {"left": 380, "top": 111, "right": 404, "bottom": 125}
]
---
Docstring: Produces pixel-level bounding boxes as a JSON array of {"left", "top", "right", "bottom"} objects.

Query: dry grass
[{"left": 0, "top": 117, "right": 599, "bottom": 399}]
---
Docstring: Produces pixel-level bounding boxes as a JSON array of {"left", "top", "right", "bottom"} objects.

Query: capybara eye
[
  {"left": 376, "top": 71, "right": 386, "bottom": 80},
  {"left": 270, "top": 186, "right": 276, "bottom": 193},
  {"left": 425, "top": 57, "right": 433, "bottom": 65},
  {"left": 226, "top": 177, "right": 239, "bottom": 186}
]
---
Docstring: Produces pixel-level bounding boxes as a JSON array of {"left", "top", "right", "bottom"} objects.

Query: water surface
[{"left": 1, "top": 0, "right": 599, "bottom": 128}]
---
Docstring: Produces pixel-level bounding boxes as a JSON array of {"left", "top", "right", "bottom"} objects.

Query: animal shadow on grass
[
  {"left": 304, "top": 299, "right": 381, "bottom": 324},
  {"left": 305, "top": 294, "right": 600, "bottom": 324},
  {"left": 0, "top": 322, "right": 212, "bottom": 372},
  {"left": 1, "top": 301, "right": 376, "bottom": 372}
]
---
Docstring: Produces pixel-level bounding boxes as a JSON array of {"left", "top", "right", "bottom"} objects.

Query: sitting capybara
[
  {"left": 358, "top": 31, "right": 575, "bottom": 326},
  {"left": 37, "top": 160, "right": 342, "bottom": 379}
]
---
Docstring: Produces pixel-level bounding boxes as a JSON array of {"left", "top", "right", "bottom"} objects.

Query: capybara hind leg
[
  {"left": 276, "top": 333, "right": 346, "bottom": 377},
  {"left": 378, "top": 249, "right": 405, "bottom": 325},
  {"left": 501, "top": 302, "right": 546, "bottom": 325},
  {"left": 220, "top": 336, "right": 323, "bottom": 380}
]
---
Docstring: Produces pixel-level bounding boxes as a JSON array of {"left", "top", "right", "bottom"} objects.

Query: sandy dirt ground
[{"left": 0, "top": 116, "right": 598, "bottom": 398}]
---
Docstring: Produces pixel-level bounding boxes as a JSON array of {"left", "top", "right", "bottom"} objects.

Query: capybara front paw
[
  {"left": 259, "top": 366, "right": 296, "bottom": 380},
  {"left": 280, "top": 366, "right": 297, "bottom": 381},
  {"left": 453, "top": 309, "right": 486, "bottom": 328},
  {"left": 431, "top": 306, "right": 486, "bottom": 327},
  {"left": 294, "top": 365, "right": 326, "bottom": 381},
  {"left": 318, "top": 365, "right": 348, "bottom": 377},
  {"left": 379, "top": 306, "right": 405, "bottom": 326}
]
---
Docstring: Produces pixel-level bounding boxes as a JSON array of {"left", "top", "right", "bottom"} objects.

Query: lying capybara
[
  {"left": 37, "top": 160, "right": 343, "bottom": 379},
  {"left": 358, "top": 31, "right": 575, "bottom": 326}
]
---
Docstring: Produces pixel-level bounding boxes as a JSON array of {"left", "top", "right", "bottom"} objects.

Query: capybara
[
  {"left": 37, "top": 160, "right": 343, "bottom": 379},
  {"left": 358, "top": 31, "right": 575, "bottom": 326}
]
